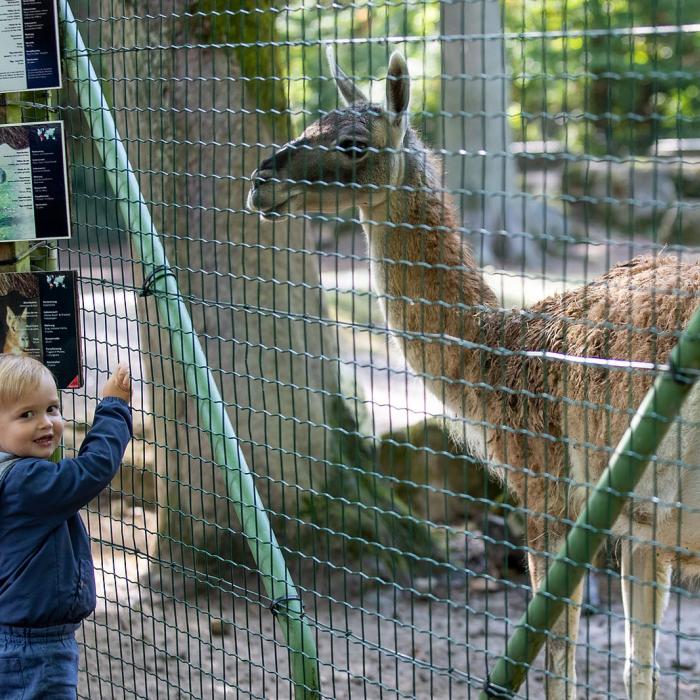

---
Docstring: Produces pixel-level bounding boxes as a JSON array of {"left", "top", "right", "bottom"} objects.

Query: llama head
[{"left": 247, "top": 47, "right": 412, "bottom": 219}]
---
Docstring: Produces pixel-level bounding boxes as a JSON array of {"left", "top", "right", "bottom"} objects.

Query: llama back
[{"left": 476, "top": 255, "right": 700, "bottom": 528}]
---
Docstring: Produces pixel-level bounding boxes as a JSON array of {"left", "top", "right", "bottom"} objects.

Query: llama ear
[
  {"left": 5, "top": 307, "right": 13, "bottom": 322},
  {"left": 385, "top": 52, "right": 410, "bottom": 127},
  {"left": 325, "top": 44, "right": 369, "bottom": 106}
]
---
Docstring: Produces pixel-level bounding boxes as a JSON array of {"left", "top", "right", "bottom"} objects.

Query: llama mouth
[
  {"left": 258, "top": 193, "right": 304, "bottom": 221},
  {"left": 247, "top": 187, "right": 292, "bottom": 221},
  {"left": 259, "top": 201, "right": 292, "bottom": 221}
]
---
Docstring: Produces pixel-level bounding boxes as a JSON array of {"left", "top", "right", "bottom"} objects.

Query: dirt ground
[{"left": 77, "top": 504, "right": 700, "bottom": 699}]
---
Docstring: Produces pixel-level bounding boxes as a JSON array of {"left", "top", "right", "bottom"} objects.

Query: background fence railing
[{"left": 13, "top": 0, "right": 700, "bottom": 697}]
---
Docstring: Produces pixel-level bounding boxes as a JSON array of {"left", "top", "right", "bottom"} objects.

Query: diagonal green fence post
[
  {"left": 480, "top": 309, "right": 700, "bottom": 697},
  {"left": 58, "top": 2, "right": 320, "bottom": 697}
]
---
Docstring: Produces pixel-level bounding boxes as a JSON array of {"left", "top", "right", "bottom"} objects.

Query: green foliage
[
  {"left": 277, "top": 0, "right": 699, "bottom": 154},
  {"left": 276, "top": 0, "right": 442, "bottom": 143},
  {"left": 505, "top": 0, "right": 700, "bottom": 153}
]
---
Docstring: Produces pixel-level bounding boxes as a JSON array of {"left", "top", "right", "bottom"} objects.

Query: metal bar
[
  {"left": 481, "top": 308, "right": 700, "bottom": 697},
  {"left": 58, "top": 3, "right": 321, "bottom": 696}
]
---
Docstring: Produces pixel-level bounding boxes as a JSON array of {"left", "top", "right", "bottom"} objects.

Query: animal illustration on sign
[{"left": 3, "top": 306, "right": 30, "bottom": 355}]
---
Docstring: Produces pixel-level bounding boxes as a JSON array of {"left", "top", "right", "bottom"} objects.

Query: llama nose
[
  {"left": 248, "top": 171, "right": 270, "bottom": 211},
  {"left": 252, "top": 167, "right": 272, "bottom": 187}
]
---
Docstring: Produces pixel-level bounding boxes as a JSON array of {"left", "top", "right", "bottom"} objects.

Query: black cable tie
[
  {"left": 668, "top": 354, "right": 696, "bottom": 386},
  {"left": 140, "top": 265, "right": 177, "bottom": 297},
  {"left": 482, "top": 671, "right": 515, "bottom": 699},
  {"left": 269, "top": 594, "right": 303, "bottom": 618}
]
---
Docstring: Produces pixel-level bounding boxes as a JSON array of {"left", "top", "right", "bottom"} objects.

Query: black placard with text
[{"left": 0, "top": 270, "right": 82, "bottom": 389}]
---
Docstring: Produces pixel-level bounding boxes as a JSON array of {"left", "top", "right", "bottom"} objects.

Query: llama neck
[{"left": 361, "top": 142, "right": 498, "bottom": 343}]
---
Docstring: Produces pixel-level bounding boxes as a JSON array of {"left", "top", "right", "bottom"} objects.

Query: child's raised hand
[{"left": 102, "top": 363, "right": 131, "bottom": 403}]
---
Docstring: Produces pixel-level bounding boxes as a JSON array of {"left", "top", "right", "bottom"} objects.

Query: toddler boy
[{"left": 0, "top": 354, "right": 132, "bottom": 698}]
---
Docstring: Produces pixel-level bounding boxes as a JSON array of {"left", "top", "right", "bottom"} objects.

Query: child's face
[{"left": 0, "top": 375, "right": 64, "bottom": 459}]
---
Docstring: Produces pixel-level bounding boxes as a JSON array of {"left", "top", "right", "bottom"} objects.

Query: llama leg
[
  {"left": 528, "top": 550, "right": 583, "bottom": 700},
  {"left": 621, "top": 542, "right": 670, "bottom": 700}
]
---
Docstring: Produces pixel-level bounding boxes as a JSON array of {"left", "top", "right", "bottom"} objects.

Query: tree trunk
[
  {"left": 440, "top": 0, "right": 564, "bottom": 264},
  {"left": 99, "top": 1, "right": 343, "bottom": 572}
]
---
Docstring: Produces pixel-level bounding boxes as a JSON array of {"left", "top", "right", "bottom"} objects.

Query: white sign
[{"left": 0, "top": 0, "right": 61, "bottom": 93}]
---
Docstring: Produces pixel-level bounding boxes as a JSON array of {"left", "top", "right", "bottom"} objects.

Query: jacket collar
[{"left": 0, "top": 452, "right": 16, "bottom": 466}]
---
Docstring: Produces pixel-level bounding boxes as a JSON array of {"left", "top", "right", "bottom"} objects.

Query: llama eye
[{"left": 337, "top": 139, "right": 368, "bottom": 157}]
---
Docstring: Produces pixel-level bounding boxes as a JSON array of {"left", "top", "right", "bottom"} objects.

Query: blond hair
[{"left": 0, "top": 354, "right": 57, "bottom": 405}]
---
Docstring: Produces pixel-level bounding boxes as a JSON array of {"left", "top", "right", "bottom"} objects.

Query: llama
[
  {"left": 247, "top": 49, "right": 700, "bottom": 699},
  {"left": 3, "top": 306, "right": 30, "bottom": 355}
]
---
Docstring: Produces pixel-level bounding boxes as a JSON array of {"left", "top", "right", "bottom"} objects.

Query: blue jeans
[{"left": 0, "top": 623, "right": 80, "bottom": 699}]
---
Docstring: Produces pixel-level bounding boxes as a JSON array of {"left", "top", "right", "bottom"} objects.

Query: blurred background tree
[
  {"left": 278, "top": 0, "right": 700, "bottom": 163},
  {"left": 506, "top": 0, "right": 700, "bottom": 153}
]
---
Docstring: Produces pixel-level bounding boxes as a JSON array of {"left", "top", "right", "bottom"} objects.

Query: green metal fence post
[
  {"left": 481, "top": 310, "right": 700, "bottom": 697},
  {"left": 58, "top": 2, "right": 321, "bottom": 696}
]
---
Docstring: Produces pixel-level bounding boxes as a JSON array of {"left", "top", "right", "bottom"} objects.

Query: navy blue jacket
[{"left": 0, "top": 397, "right": 132, "bottom": 627}]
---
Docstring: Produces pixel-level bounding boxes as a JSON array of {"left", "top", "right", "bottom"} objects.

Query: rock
[
  {"left": 469, "top": 575, "right": 503, "bottom": 593},
  {"left": 377, "top": 419, "right": 504, "bottom": 524},
  {"left": 475, "top": 513, "right": 528, "bottom": 577},
  {"left": 209, "top": 617, "right": 232, "bottom": 636},
  {"left": 412, "top": 576, "right": 440, "bottom": 594}
]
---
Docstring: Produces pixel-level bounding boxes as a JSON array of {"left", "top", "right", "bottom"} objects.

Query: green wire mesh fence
[{"left": 15, "top": 0, "right": 700, "bottom": 697}]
